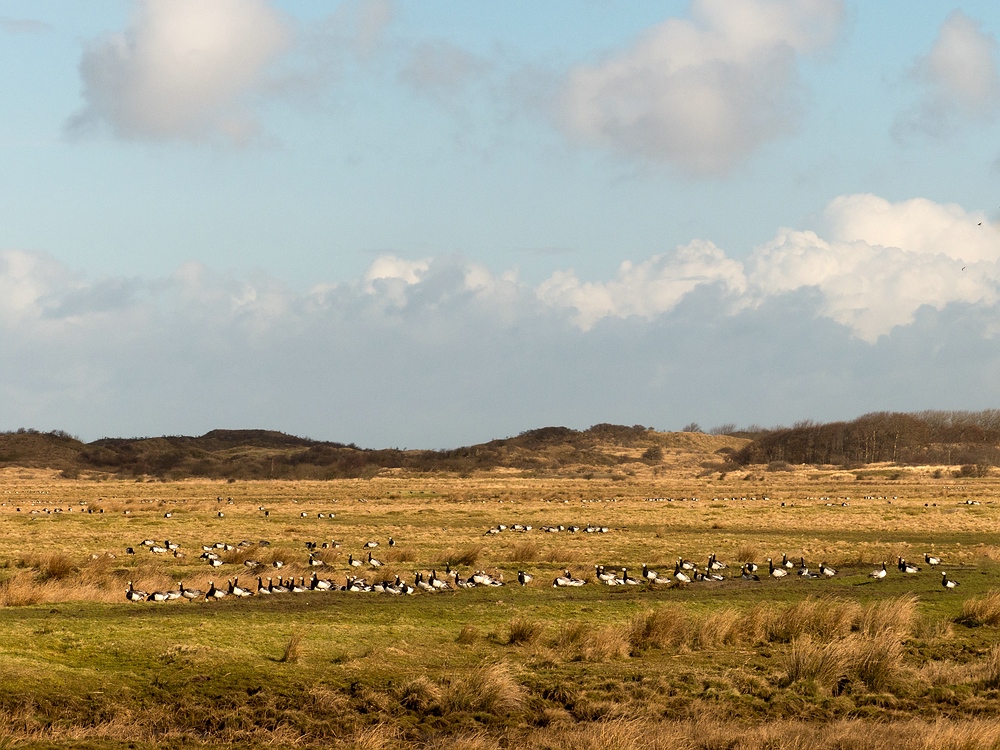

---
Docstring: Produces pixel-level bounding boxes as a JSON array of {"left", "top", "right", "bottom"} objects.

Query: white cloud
[
  {"left": 69, "top": 0, "right": 293, "bottom": 143},
  {"left": 536, "top": 240, "right": 746, "bottom": 329},
  {"left": 896, "top": 11, "right": 1000, "bottom": 137},
  {"left": 558, "top": 0, "right": 844, "bottom": 174},
  {"left": 6, "top": 192, "right": 1000, "bottom": 443}
]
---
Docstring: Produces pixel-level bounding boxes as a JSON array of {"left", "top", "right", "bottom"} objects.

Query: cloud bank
[
  {"left": 2, "top": 193, "right": 999, "bottom": 445},
  {"left": 558, "top": 0, "right": 844, "bottom": 174}
]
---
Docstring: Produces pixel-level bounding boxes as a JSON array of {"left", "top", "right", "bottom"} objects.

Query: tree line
[{"left": 730, "top": 410, "right": 1000, "bottom": 468}]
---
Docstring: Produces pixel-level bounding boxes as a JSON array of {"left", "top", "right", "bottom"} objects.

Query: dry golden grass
[{"left": 958, "top": 589, "right": 1000, "bottom": 627}]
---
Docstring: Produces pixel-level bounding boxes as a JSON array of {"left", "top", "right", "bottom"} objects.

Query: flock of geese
[{"left": 124, "top": 535, "right": 962, "bottom": 602}]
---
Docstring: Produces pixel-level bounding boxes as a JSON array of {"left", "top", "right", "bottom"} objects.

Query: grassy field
[{"left": 3, "top": 464, "right": 1000, "bottom": 748}]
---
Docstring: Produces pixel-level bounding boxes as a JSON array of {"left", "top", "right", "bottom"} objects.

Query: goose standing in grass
[
  {"left": 205, "top": 581, "right": 227, "bottom": 600},
  {"left": 596, "top": 565, "right": 619, "bottom": 584},
  {"left": 125, "top": 581, "right": 147, "bottom": 602},
  {"left": 673, "top": 561, "right": 691, "bottom": 584},
  {"left": 767, "top": 558, "right": 787, "bottom": 579},
  {"left": 942, "top": 571, "right": 960, "bottom": 589},
  {"left": 368, "top": 551, "right": 383, "bottom": 568},
  {"left": 348, "top": 553, "right": 363, "bottom": 568},
  {"left": 620, "top": 568, "right": 640, "bottom": 585},
  {"left": 229, "top": 578, "right": 253, "bottom": 597},
  {"left": 819, "top": 562, "right": 836, "bottom": 578},
  {"left": 311, "top": 572, "right": 332, "bottom": 591},
  {"left": 869, "top": 562, "right": 887, "bottom": 580},
  {"left": 179, "top": 581, "right": 204, "bottom": 601},
  {"left": 517, "top": 570, "right": 533, "bottom": 586},
  {"left": 898, "top": 557, "right": 921, "bottom": 574},
  {"left": 642, "top": 564, "right": 658, "bottom": 582},
  {"left": 925, "top": 554, "right": 942, "bottom": 566}
]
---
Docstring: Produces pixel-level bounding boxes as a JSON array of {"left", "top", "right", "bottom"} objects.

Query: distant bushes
[{"left": 733, "top": 410, "right": 1000, "bottom": 467}]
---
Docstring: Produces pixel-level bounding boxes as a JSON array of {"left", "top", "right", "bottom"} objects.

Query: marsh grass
[
  {"left": 957, "top": 589, "right": 1000, "bottom": 627},
  {"left": 446, "top": 545, "right": 484, "bottom": 567},
  {"left": 280, "top": 631, "right": 303, "bottom": 663},
  {"left": 508, "top": 541, "right": 539, "bottom": 562},
  {"left": 507, "top": 617, "right": 545, "bottom": 645}
]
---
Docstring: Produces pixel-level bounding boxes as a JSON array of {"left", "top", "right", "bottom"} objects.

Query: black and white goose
[
  {"left": 797, "top": 557, "right": 819, "bottom": 578},
  {"left": 553, "top": 569, "right": 586, "bottom": 587},
  {"left": 368, "top": 552, "right": 383, "bottom": 568},
  {"left": 767, "top": 558, "right": 787, "bottom": 579},
  {"left": 708, "top": 554, "right": 727, "bottom": 571},
  {"left": 517, "top": 570, "right": 533, "bottom": 586},
  {"left": 740, "top": 564, "right": 760, "bottom": 581},
  {"left": 620, "top": 568, "right": 640, "bottom": 585},
  {"left": 781, "top": 554, "right": 794, "bottom": 570},
  {"left": 179, "top": 581, "right": 204, "bottom": 600},
  {"left": 818, "top": 562, "right": 836, "bottom": 578},
  {"left": 925, "top": 554, "right": 942, "bottom": 566},
  {"left": 898, "top": 557, "right": 920, "bottom": 574},
  {"left": 869, "top": 562, "right": 887, "bottom": 580},
  {"left": 596, "top": 565, "right": 619, "bottom": 584},
  {"left": 229, "top": 578, "right": 253, "bottom": 597},
  {"left": 673, "top": 561, "right": 691, "bottom": 584},
  {"left": 125, "top": 581, "right": 147, "bottom": 602},
  {"left": 205, "top": 581, "right": 227, "bottom": 600},
  {"left": 256, "top": 576, "right": 271, "bottom": 595},
  {"left": 348, "top": 553, "right": 363, "bottom": 568},
  {"left": 311, "top": 572, "right": 332, "bottom": 591},
  {"left": 941, "top": 571, "right": 959, "bottom": 589}
]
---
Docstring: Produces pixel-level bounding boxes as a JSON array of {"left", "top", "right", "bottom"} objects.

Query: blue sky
[{"left": 2, "top": 0, "right": 1000, "bottom": 447}]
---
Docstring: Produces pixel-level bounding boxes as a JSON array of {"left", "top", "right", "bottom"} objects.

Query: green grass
[{"left": 2, "top": 471, "right": 1000, "bottom": 746}]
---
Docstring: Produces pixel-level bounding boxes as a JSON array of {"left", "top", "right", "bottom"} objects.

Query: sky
[{"left": 3, "top": 0, "right": 1000, "bottom": 448}]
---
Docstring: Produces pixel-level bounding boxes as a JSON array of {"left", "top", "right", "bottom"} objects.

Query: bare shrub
[{"left": 507, "top": 618, "right": 545, "bottom": 646}]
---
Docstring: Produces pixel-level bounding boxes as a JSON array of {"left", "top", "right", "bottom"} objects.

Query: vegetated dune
[{"left": 0, "top": 425, "right": 748, "bottom": 480}]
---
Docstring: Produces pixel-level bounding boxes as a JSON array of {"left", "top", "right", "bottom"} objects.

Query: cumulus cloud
[
  {"left": 896, "top": 10, "right": 1000, "bottom": 137},
  {"left": 68, "top": 0, "right": 293, "bottom": 143},
  {"left": 558, "top": 0, "right": 844, "bottom": 174},
  {"left": 5, "top": 191, "right": 1000, "bottom": 444},
  {"left": 536, "top": 240, "right": 746, "bottom": 329}
]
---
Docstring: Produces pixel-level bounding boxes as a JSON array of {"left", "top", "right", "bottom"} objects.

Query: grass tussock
[
  {"left": 782, "top": 634, "right": 907, "bottom": 694},
  {"left": 508, "top": 541, "right": 539, "bottom": 563},
  {"left": 957, "top": 589, "right": 1000, "bottom": 627},
  {"left": 385, "top": 547, "right": 417, "bottom": 563},
  {"left": 280, "top": 631, "right": 303, "bottom": 663},
  {"left": 443, "top": 663, "right": 525, "bottom": 716},
  {"left": 507, "top": 617, "right": 545, "bottom": 646},
  {"left": 628, "top": 607, "right": 692, "bottom": 653},
  {"left": 446, "top": 545, "right": 484, "bottom": 567},
  {"left": 457, "top": 624, "right": 480, "bottom": 644},
  {"left": 556, "top": 622, "right": 630, "bottom": 662}
]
